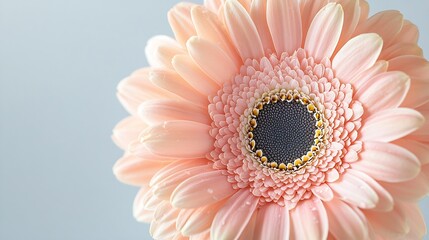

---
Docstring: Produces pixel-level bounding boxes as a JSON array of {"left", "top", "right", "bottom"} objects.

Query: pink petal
[
  {"left": 187, "top": 36, "right": 239, "bottom": 85},
  {"left": 395, "top": 20, "right": 419, "bottom": 44},
  {"left": 333, "top": 33, "right": 383, "bottom": 83},
  {"left": 168, "top": 3, "right": 197, "bottom": 46},
  {"left": 133, "top": 187, "right": 157, "bottom": 223},
  {"left": 253, "top": 203, "right": 290, "bottom": 240},
  {"left": 398, "top": 203, "right": 427, "bottom": 239},
  {"left": 348, "top": 169, "right": 393, "bottom": 212},
  {"left": 324, "top": 198, "right": 368, "bottom": 240},
  {"left": 364, "top": 205, "right": 409, "bottom": 238},
  {"left": 329, "top": 172, "right": 378, "bottom": 209},
  {"left": 389, "top": 56, "right": 429, "bottom": 108},
  {"left": 304, "top": 3, "right": 344, "bottom": 61},
  {"left": 151, "top": 202, "right": 181, "bottom": 239},
  {"left": 355, "top": 71, "right": 410, "bottom": 116},
  {"left": 379, "top": 43, "right": 423, "bottom": 60},
  {"left": 178, "top": 201, "right": 225, "bottom": 236},
  {"left": 334, "top": 0, "right": 360, "bottom": 51},
  {"left": 145, "top": 36, "right": 185, "bottom": 69},
  {"left": 152, "top": 164, "right": 213, "bottom": 200},
  {"left": 355, "top": 10, "right": 403, "bottom": 47},
  {"left": 113, "top": 155, "right": 168, "bottom": 186},
  {"left": 299, "top": 0, "right": 328, "bottom": 42},
  {"left": 172, "top": 54, "right": 220, "bottom": 97},
  {"left": 380, "top": 173, "right": 429, "bottom": 201},
  {"left": 290, "top": 197, "right": 328, "bottom": 240},
  {"left": 112, "top": 116, "right": 146, "bottom": 149},
  {"left": 191, "top": 5, "right": 241, "bottom": 63},
  {"left": 394, "top": 139, "right": 429, "bottom": 165},
  {"left": 250, "top": 0, "right": 275, "bottom": 51},
  {"left": 149, "top": 69, "right": 208, "bottom": 106},
  {"left": 360, "top": 108, "right": 425, "bottom": 142},
  {"left": 352, "top": 141, "right": 420, "bottom": 183},
  {"left": 138, "top": 99, "right": 211, "bottom": 126},
  {"left": 141, "top": 120, "right": 213, "bottom": 159},
  {"left": 239, "top": 210, "right": 257, "bottom": 240},
  {"left": 349, "top": 60, "right": 388, "bottom": 90},
  {"left": 311, "top": 183, "right": 334, "bottom": 202},
  {"left": 357, "top": 0, "right": 369, "bottom": 26},
  {"left": 224, "top": 0, "right": 264, "bottom": 60},
  {"left": 211, "top": 189, "right": 259, "bottom": 240},
  {"left": 171, "top": 170, "right": 235, "bottom": 208},
  {"left": 267, "top": 0, "right": 302, "bottom": 55},
  {"left": 204, "top": 0, "right": 222, "bottom": 13}
]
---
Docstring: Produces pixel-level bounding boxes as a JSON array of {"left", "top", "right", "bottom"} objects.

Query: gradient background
[{"left": 1, "top": 0, "right": 428, "bottom": 239}]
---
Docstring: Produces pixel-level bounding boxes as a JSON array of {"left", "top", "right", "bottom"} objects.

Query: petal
[
  {"left": 334, "top": 0, "right": 360, "bottom": 50},
  {"left": 360, "top": 108, "right": 425, "bottom": 143},
  {"left": 267, "top": 0, "right": 302, "bottom": 55},
  {"left": 395, "top": 20, "right": 419, "bottom": 44},
  {"left": 138, "top": 99, "right": 211, "bottom": 126},
  {"left": 172, "top": 54, "right": 220, "bottom": 97},
  {"left": 352, "top": 141, "right": 420, "bottom": 183},
  {"left": 349, "top": 60, "right": 388, "bottom": 90},
  {"left": 178, "top": 201, "right": 225, "bottom": 236},
  {"left": 290, "top": 197, "right": 328, "bottom": 240},
  {"left": 250, "top": 0, "right": 275, "bottom": 51},
  {"left": 299, "top": 0, "right": 328, "bottom": 42},
  {"left": 187, "top": 36, "right": 238, "bottom": 85},
  {"left": 394, "top": 139, "right": 429, "bottom": 165},
  {"left": 379, "top": 43, "right": 423, "bottom": 60},
  {"left": 112, "top": 116, "right": 146, "bottom": 149},
  {"left": 149, "top": 69, "right": 208, "bottom": 106},
  {"left": 380, "top": 173, "right": 429, "bottom": 201},
  {"left": 168, "top": 3, "right": 197, "bottom": 47},
  {"left": 333, "top": 33, "right": 383, "bottom": 83},
  {"left": 224, "top": 0, "right": 264, "bottom": 60},
  {"left": 399, "top": 203, "right": 427, "bottom": 239},
  {"left": 329, "top": 172, "right": 378, "bottom": 209},
  {"left": 356, "top": 10, "right": 403, "bottom": 47},
  {"left": 388, "top": 56, "right": 429, "bottom": 107},
  {"left": 145, "top": 35, "right": 185, "bottom": 69},
  {"left": 305, "top": 3, "right": 344, "bottom": 61},
  {"left": 253, "top": 203, "right": 290, "bottom": 240},
  {"left": 355, "top": 71, "right": 410, "bottom": 116},
  {"left": 364, "top": 205, "right": 409, "bottom": 238},
  {"left": 204, "top": 0, "right": 222, "bottom": 13},
  {"left": 151, "top": 202, "right": 181, "bottom": 239},
  {"left": 211, "top": 189, "right": 259, "bottom": 240},
  {"left": 311, "top": 183, "right": 334, "bottom": 202},
  {"left": 113, "top": 155, "right": 168, "bottom": 186},
  {"left": 191, "top": 5, "right": 241, "bottom": 63},
  {"left": 324, "top": 199, "right": 368, "bottom": 240},
  {"left": 171, "top": 170, "right": 235, "bottom": 208},
  {"left": 133, "top": 187, "right": 157, "bottom": 223},
  {"left": 348, "top": 169, "right": 394, "bottom": 212},
  {"left": 152, "top": 164, "right": 213, "bottom": 200},
  {"left": 239, "top": 210, "right": 258, "bottom": 240},
  {"left": 141, "top": 120, "right": 213, "bottom": 159}
]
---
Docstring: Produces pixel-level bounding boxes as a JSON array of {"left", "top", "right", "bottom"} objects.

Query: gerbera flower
[{"left": 113, "top": 0, "right": 429, "bottom": 239}]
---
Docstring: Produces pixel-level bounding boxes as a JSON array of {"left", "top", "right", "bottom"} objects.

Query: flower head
[{"left": 113, "top": 0, "right": 429, "bottom": 239}]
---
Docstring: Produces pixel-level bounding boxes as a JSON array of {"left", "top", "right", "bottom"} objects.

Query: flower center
[{"left": 246, "top": 90, "right": 325, "bottom": 172}]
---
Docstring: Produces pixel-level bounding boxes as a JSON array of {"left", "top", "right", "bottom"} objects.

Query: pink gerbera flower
[{"left": 113, "top": 0, "right": 429, "bottom": 239}]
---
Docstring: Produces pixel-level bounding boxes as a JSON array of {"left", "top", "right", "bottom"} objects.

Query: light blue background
[{"left": 0, "top": 0, "right": 428, "bottom": 239}]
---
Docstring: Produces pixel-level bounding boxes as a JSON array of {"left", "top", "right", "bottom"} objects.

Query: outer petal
[
  {"left": 141, "top": 120, "right": 214, "bottom": 159},
  {"left": 151, "top": 202, "right": 181, "bottom": 239},
  {"left": 329, "top": 172, "right": 378, "bottom": 209},
  {"left": 360, "top": 108, "right": 425, "bottom": 143},
  {"left": 355, "top": 10, "right": 403, "bottom": 47},
  {"left": 112, "top": 116, "right": 146, "bottom": 149},
  {"left": 379, "top": 43, "right": 423, "bottom": 60},
  {"left": 332, "top": 33, "right": 383, "bottom": 83},
  {"left": 324, "top": 199, "right": 368, "bottom": 240},
  {"left": 355, "top": 71, "right": 410, "bottom": 116},
  {"left": 250, "top": 0, "right": 275, "bottom": 51},
  {"left": 187, "top": 36, "right": 238, "bottom": 85},
  {"left": 395, "top": 20, "right": 419, "bottom": 44},
  {"left": 364, "top": 205, "right": 409, "bottom": 238},
  {"left": 253, "top": 203, "right": 290, "bottom": 240},
  {"left": 267, "top": 0, "right": 302, "bottom": 55},
  {"left": 224, "top": 0, "right": 264, "bottom": 60},
  {"left": 211, "top": 189, "right": 259, "bottom": 240},
  {"left": 290, "top": 197, "right": 328, "bottom": 240},
  {"left": 380, "top": 173, "right": 429, "bottom": 201},
  {"left": 399, "top": 203, "right": 427, "bottom": 239},
  {"left": 394, "top": 139, "right": 429, "bottom": 165},
  {"left": 352, "top": 142, "right": 420, "bottom": 183},
  {"left": 349, "top": 60, "right": 388, "bottom": 90},
  {"left": 299, "top": 0, "right": 328, "bottom": 42},
  {"left": 311, "top": 183, "right": 334, "bottom": 202},
  {"left": 334, "top": 0, "right": 360, "bottom": 50},
  {"left": 178, "top": 201, "right": 225, "bottom": 236},
  {"left": 171, "top": 170, "right": 235, "bottom": 208},
  {"left": 138, "top": 100, "right": 211, "bottom": 126},
  {"left": 168, "top": 3, "right": 197, "bottom": 47},
  {"left": 145, "top": 35, "right": 185, "bottom": 69},
  {"left": 133, "top": 187, "right": 158, "bottom": 223},
  {"left": 305, "top": 3, "right": 344, "bottom": 61}
]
